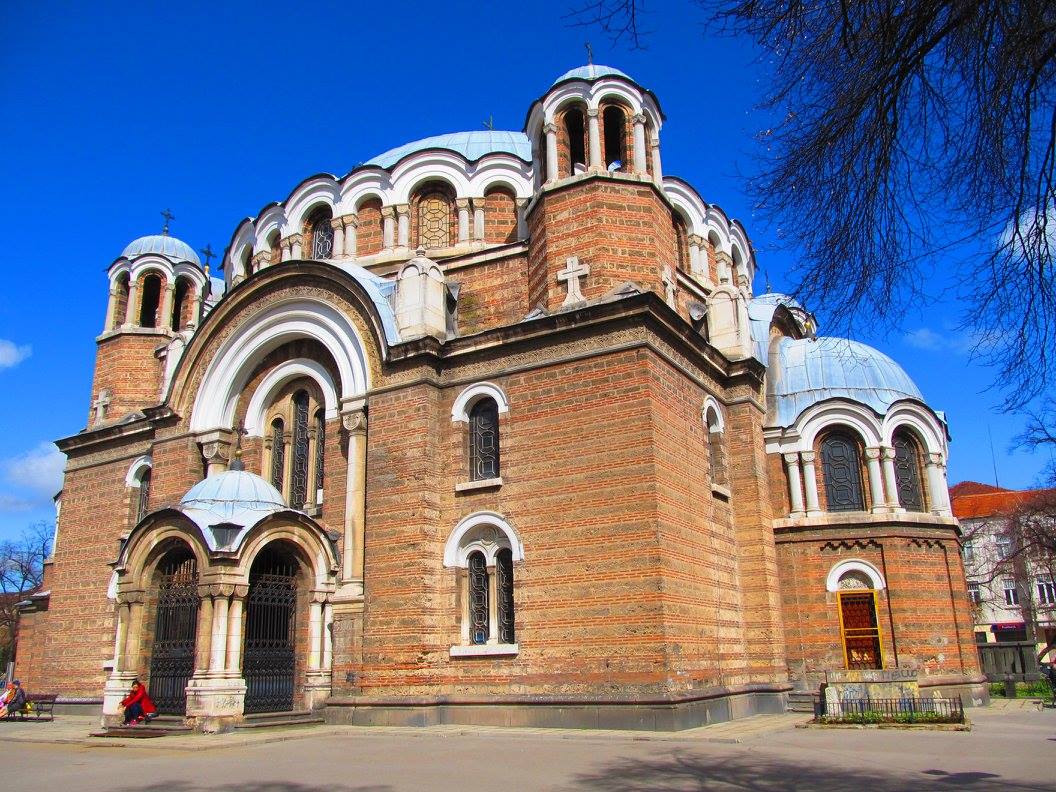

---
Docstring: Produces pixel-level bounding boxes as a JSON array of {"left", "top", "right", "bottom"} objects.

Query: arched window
[
  {"left": 268, "top": 231, "right": 281, "bottom": 264},
  {"left": 416, "top": 189, "right": 452, "bottom": 249},
  {"left": 139, "top": 273, "right": 162, "bottom": 328},
  {"left": 468, "top": 550, "right": 489, "bottom": 645},
  {"left": 308, "top": 207, "right": 334, "bottom": 259},
  {"left": 893, "top": 429, "right": 926, "bottom": 512},
  {"left": 269, "top": 418, "right": 285, "bottom": 491},
  {"left": 290, "top": 390, "right": 310, "bottom": 508},
  {"left": 171, "top": 278, "right": 190, "bottom": 331},
  {"left": 704, "top": 403, "right": 727, "bottom": 487},
  {"left": 136, "top": 468, "right": 152, "bottom": 522},
  {"left": 496, "top": 547, "right": 515, "bottom": 644},
  {"left": 469, "top": 398, "right": 500, "bottom": 481},
  {"left": 113, "top": 272, "right": 130, "bottom": 330},
  {"left": 314, "top": 409, "right": 325, "bottom": 504},
  {"left": 564, "top": 108, "right": 586, "bottom": 176},
  {"left": 603, "top": 106, "right": 626, "bottom": 170},
  {"left": 821, "top": 431, "right": 865, "bottom": 511},
  {"left": 242, "top": 247, "right": 254, "bottom": 277}
]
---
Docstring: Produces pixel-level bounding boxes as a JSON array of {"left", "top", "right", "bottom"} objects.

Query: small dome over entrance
[{"left": 179, "top": 470, "right": 288, "bottom": 546}]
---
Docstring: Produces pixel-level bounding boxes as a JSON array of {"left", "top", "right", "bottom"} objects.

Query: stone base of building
[
  {"left": 325, "top": 686, "right": 791, "bottom": 731},
  {"left": 54, "top": 697, "right": 104, "bottom": 716},
  {"left": 917, "top": 674, "right": 991, "bottom": 707},
  {"left": 185, "top": 676, "right": 248, "bottom": 733}
]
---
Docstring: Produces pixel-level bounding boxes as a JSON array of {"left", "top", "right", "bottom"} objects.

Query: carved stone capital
[
  {"left": 330, "top": 217, "right": 345, "bottom": 231},
  {"left": 381, "top": 206, "right": 395, "bottom": 219},
  {"left": 341, "top": 213, "right": 359, "bottom": 229},
  {"left": 586, "top": 108, "right": 599, "bottom": 118},
  {"left": 783, "top": 452, "right": 800, "bottom": 465},
  {"left": 687, "top": 233, "right": 705, "bottom": 247},
  {"left": 395, "top": 203, "right": 410, "bottom": 217},
  {"left": 470, "top": 196, "right": 487, "bottom": 209},
  {"left": 800, "top": 451, "right": 816, "bottom": 464},
  {"left": 197, "top": 428, "right": 234, "bottom": 464},
  {"left": 287, "top": 233, "right": 303, "bottom": 245},
  {"left": 631, "top": 112, "right": 647, "bottom": 125},
  {"left": 881, "top": 446, "right": 896, "bottom": 460},
  {"left": 341, "top": 409, "right": 367, "bottom": 435},
  {"left": 543, "top": 122, "right": 558, "bottom": 135},
  {"left": 927, "top": 452, "right": 944, "bottom": 467},
  {"left": 865, "top": 447, "right": 882, "bottom": 460},
  {"left": 455, "top": 198, "right": 471, "bottom": 210}
]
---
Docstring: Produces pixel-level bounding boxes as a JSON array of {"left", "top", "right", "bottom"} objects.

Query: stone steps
[
  {"left": 233, "top": 709, "right": 324, "bottom": 730},
  {"left": 92, "top": 715, "right": 193, "bottom": 739},
  {"left": 786, "top": 692, "right": 819, "bottom": 713}
]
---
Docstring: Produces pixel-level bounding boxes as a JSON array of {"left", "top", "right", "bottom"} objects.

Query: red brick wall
[
  {"left": 90, "top": 334, "right": 164, "bottom": 425},
  {"left": 484, "top": 188, "right": 518, "bottom": 244},
  {"left": 356, "top": 198, "right": 383, "bottom": 256},
  {"left": 450, "top": 252, "right": 530, "bottom": 335}
]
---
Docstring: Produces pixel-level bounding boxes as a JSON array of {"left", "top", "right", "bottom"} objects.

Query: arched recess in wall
[
  {"left": 484, "top": 185, "right": 518, "bottom": 244},
  {"left": 356, "top": 196, "right": 384, "bottom": 256},
  {"left": 560, "top": 104, "right": 588, "bottom": 176},
  {"left": 138, "top": 272, "right": 163, "bottom": 328},
  {"left": 305, "top": 204, "right": 335, "bottom": 259},
  {"left": 412, "top": 180, "right": 455, "bottom": 250},
  {"left": 601, "top": 103, "right": 629, "bottom": 171}
]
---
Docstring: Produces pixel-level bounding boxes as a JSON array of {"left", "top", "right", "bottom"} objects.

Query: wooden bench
[{"left": 4, "top": 694, "right": 56, "bottom": 721}]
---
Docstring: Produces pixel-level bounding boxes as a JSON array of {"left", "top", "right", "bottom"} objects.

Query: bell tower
[{"left": 89, "top": 223, "right": 207, "bottom": 427}]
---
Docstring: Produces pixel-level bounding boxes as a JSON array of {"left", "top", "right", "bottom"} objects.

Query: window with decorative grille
[
  {"left": 496, "top": 548, "right": 515, "bottom": 644},
  {"left": 290, "top": 391, "right": 310, "bottom": 508},
  {"left": 469, "top": 398, "right": 499, "bottom": 481},
  {"left": 136, "top": 469, "right": 152, "bottom": 522},
  {"left": 310, "top": 211, "right": 334, "bottom": 259},
  {"left": 821, "top": 431, "right": 865, "bottom": 511},
  {"left": 270, "top": 418, "right": 285, "bottom": 492},
  {"left": 892, "top": 430, "right": 925, "bottom": 511},
  {"left": 418, "top": 192, "right": 450, "bottom": 249},
  {"left": 314, "top": 410, "right": 325, "bottom": 504},
  {"left": 468, "top": 551, "right": 489, "bottom": 645}
]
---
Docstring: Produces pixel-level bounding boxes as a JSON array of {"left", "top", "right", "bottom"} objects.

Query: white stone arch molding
[
  {"left": 470, "top": 159, "right": 534, "bottom": 199},
  {"left": 881, "top": 401, "right": 948, "bottom": 458},
  {"left": 826, "top": 558, "right": 886, "bottom": 592},
  {"left": 124, "top": 455, "right": 153, "bottom": 486},
  {"left": 244, "top": 358, "right": 340, "bottom": 436},
  {"left": 702, "top": 395, "right": 725, "bottom": 431},
  {"left": 235, "top": 517, "right": 339, "bottom": 589},
  {"left": 663, "top": 178, "right": 708, "bottom": 236},
  {"left": 190, "top": 298, "right": 370, "bottom": 434},
  {"left": 225, "top": 218, "right": 256, "bottom": 282},
  {"left": 389, "top": 152, "right": 474, "bottom": 204},
  {"left": 451, "top": 382, "right": 511, "bottom": 424},
  {"left": 780, "top": 400, "right": 884, "bottom": 454},
  {"left": 283, "top": 175, "right": 341, "bottom": 232},
  {"left": 443, "top": 511, "right": 525, "bottom": 568},
  {"left": 172, "top": 261, "right": 207, "bottom": 292},
  {"left": 107, "top": 259, "right": 132, "bottom": 287},
  {"left": 338, "top": 170, "right": 393, "bottom": 216},
  {"left": 253, "top": 205, "right": 287, "bottom": 255},
  {"left": 129, "top": 255, "right": 174, "bottom": 283}
]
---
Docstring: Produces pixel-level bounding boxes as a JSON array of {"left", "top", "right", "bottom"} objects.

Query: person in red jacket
[{"left": 119, "top": 679, "right": 157, "bottom": 725}]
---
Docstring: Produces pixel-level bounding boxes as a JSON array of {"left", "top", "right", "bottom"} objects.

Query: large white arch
[
  {"left": 190, "top": 298, "right": 370, "bottom": 433},
  {"left": 389, "top": 152, "right": 474, "bottom": 204},
  {"left": 243, "top": 358, "right": 340, "bottom": 436},
  {"left": 881, "top": 401, "right": 948, "bottom": 458},
  {"left": 826, "top": 558, "right": 886, "bottom": 592},
  {"left": 443, "top": 511, "right": 524, "bottom": 568},
  {"left": 451, "top": 381, "right": 511, "bottom": 423},
  {"left": 787, "top": 400, "right": 885, "bottom": 451}
]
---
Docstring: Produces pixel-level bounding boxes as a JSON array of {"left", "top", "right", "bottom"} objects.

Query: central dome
[
  {"left": 366, "top": 131, "right": 531, "bottom": 169},
  {"left": 121, "top": 234, "right": 201, "bottom": 265},
  {"left": 552, "top": 64, "right": 632, "bottom": 85},
  {"left": 180, "top": 469, "right": 286, "bottom": 521}
]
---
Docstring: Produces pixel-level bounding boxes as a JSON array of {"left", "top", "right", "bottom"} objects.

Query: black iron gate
[
  {"left": 148, "top": 556, "right": 199, "bottom": 715},
  {"left": 243, "top": 567, "right": 298, "bottom": 714}
]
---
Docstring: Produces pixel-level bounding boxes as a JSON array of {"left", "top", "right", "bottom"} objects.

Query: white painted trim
[
  {"left": 451, "top": 381, "right": 511, "bottom": 423},
  {"left": 244, "top": 358, "right": 339, "bottom": 436},
  {"left": 825, "top": 558, "right": 886, "bottom": 592},
  {"left": 443, "top": 511, "right": 524, "bottom": 568},
  {"left": 702, "top": 395, "right": 725, "bottom": 432},
  {"left": 449, "top": 644, "right": 519, "bottom": 658},
  {"left": 124, "top": 455, "right": 153, "bottom": 486},
  {"left": 455, "top": 477, "right": 503, "bottom": 493}
]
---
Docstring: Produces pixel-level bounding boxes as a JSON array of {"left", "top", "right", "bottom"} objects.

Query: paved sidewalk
[{"left": 0, "top": 712, "right": 808, "bottom": 751}]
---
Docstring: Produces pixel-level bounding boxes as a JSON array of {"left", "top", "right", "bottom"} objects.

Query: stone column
[
  {"left": 104, "top": 284, "right": 120, "bottom": 331},
  {"left": 544, "top": 123, "right": 558, "bottom": 183},
  {"left": 801, "top": 451, "right": 822, "bottom": 516},
  {"left": 927, "top": 453, "right": 953, "bottom": 516},
  {"left": 124, "top": 599, "right": 145, "bottom": 673},
  {"left": 291, "top": 234, "right": 303, "bottom": 259},
  {"left": 784, "top": 453, "right": 805, "bottom": 517},
  {"left": 865, "top": 447, "right": 886, "bottom": 513},
  {"left": 322, "top": 602, "right": 334, "bottom": 670},
  {"left": 471, "top": 197, "right": 486, "bottom": 242},
  {"left": 194, "top": 591, "right": 213, "bottom": 674},
  {"left": 632, "top": 113, "right": 648, "bottom": 174},
  {"left": 650, "top": 134, "right": 663, "bottom": 184},
  {"left": 340, "top": 406, "right": 368, "bottom": 593},
  {"left": 124, "top": 279, "right": 140, "bottom": 326},
  {"left": 587, "top": 108, "right": 602, "bottom": 170},
  {"left": 881, "top": 446, "right": 903, "bottom": 512},
  {"left": 112, "top": 602, "right": 129, "bottom": 672},
  {"left": 381, "top": 207, "right": 396, "bottom": 250},
  {"left": 516, "top": 198, "right": 529, "bottom": 240},
  {"left": 225, "top": 595, "right": 244, "bottom": 676},
  {"left": 456, "top": 199, "right": 471, "bottom": 244},
  {"left": 330, "top": 217, "right": 345, "bottom": 258},
  {"left": 160, "top": 281, "right": 175, "bottom": 330},
  {"left": 343, "top": 215, "right": 358, "bottom": 258},
  {"left": 487, "top": 563, "right": 498, "bottom": 644},
  {"left": 197, "top": 429, "right": 234, "bottom": 477},
  {"left": 308, "top": 600, "right": 323, "bottom": 671},
  {"left": 281, "top": 239, "right": 292, "bottom": 262},
  {"left": 688, "top": 234, "right": 705, "bottom": 278},
  {"left": 209, "top": 594, "right": 229, "bottom": 674},
  {"left": 396, "top": 204, "right": 410, "bottom": 248}
]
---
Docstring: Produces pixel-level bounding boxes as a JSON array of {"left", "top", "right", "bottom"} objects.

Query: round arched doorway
[
  {"left": 242, "top": 544, "right": 300, "bottom": 713},
  {"left": 147, "top": 546, "right": 199, "bottom": 714}
]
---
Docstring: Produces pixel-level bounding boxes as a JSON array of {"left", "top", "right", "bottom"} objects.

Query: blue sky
[{"left": 0, "top": 1, "right": 1050, "bottom": 540}]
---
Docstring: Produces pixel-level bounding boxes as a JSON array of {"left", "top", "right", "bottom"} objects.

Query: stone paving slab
[{"left": 0, "top": 712, "right": 809, "bottom": 751}]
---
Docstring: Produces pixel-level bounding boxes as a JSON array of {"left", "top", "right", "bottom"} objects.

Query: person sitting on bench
[{"left": 0, "top": 680, "right": 26, "bottom": 718}]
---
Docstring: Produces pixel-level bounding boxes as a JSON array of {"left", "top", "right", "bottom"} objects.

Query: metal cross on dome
[
  {"left": 200, "top": 244, "right": 216, "bottom": 268},
  {"left": 160, "top": 208, "right": 175, "bottom": 235}
]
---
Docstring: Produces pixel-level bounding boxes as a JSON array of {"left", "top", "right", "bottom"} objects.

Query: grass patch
[{"left": 988, "top": 681, "right": 1053, "bottom": 698}]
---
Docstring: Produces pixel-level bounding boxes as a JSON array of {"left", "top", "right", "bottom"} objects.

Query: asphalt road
[{"left": 8, "top": 707, "right": 1056, "bottom": 792}]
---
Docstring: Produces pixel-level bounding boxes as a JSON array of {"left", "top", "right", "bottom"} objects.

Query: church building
[{"left": 15, "top": 65, "right": 985, "bottom": 731}]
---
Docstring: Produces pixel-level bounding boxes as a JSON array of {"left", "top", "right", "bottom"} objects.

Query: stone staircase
[
  {"left": 233, "top": 709, "right": 325, "bottom": 730},
  {"left": 786, "top": 692, "right": 819, "bottom": 714},
  {"left": 92, "top": 715, "right": 193, "bottom": 739}
]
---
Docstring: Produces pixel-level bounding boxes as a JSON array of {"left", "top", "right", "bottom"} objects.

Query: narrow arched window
[
  {"left": 268, "top": 231, "right": 281, "bottom": 264},
  {"left": 171, "top": 278, "right": 190, "bottom": 330},
  {"left": 242, "top": 247, "right": 254, "bottom": 277},
  {"left": 469, "top": 398, "right": 500, "bottom": 481},
  {"left": 314, "top": 409, "right": 325, "bottom": 504},
  {"left": 468, "top": 551, "right": 489, "bottom": 645},
  {"left": 139, "top": 273, "right": 162, "bottom": 328},
  {"left": 417, "top": 189, "right": 451, "bottom": 249},
  {"left": 309, "top": 207, "right": 334, "bottom": 259},
  {"left": 113, "top": 272, "right": 130, "bottom": 330},
  {"left": 821, "top": 431, "right": 865, "bottom": 511},
  {"left": 270, "top": 418, "right": 285, "bottom": 491},
  {"left": 705, "top": 405, "right": 727, "bottom": 487},
  {"left": 496, "top": 548, "right": 514, "bottom": 644},
  {"left": 893, "top": 430, "right": 925, "bottom": 512},
  {"left": 564, "top": 108, "right": 586, "bottom": 176},
  {"left": 290, "top": 390, "right": 310, "bottom": 508},
  {"left": 136, "top": 468, "right": 152, "bottom": 522},
  {"left": 603, "top": 106, "right": 625, "bottom": 170}
]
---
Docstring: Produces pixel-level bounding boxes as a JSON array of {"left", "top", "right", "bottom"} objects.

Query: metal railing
[{"left": 815, "top": 696, "right": 965, "bottom": 724}]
